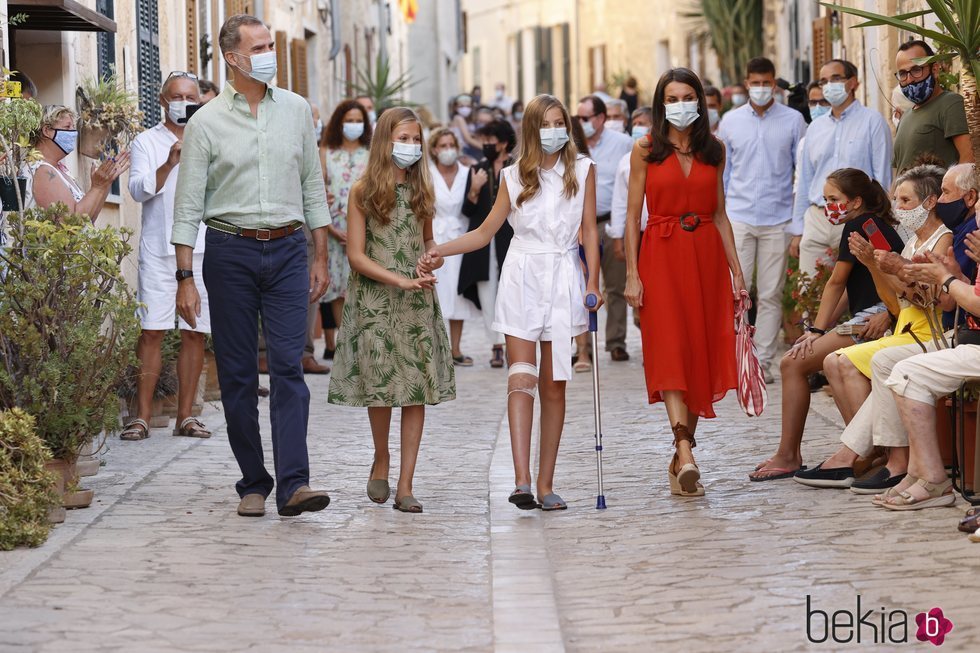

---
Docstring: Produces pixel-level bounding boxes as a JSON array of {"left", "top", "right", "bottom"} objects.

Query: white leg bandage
[{"left": 507, "top": 362, "right": 538, "bottom": 398}]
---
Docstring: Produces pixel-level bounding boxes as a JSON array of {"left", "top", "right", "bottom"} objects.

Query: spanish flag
[{"left": 399, "top": 0, "right": 418, "bottom": 23}]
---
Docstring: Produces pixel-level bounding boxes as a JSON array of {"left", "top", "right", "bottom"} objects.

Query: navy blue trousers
[{"left": 203, "top": 227, "right": 312, "bottom": 511}]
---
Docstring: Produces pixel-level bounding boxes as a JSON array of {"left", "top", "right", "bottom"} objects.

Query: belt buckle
[
  {"left": 679, "top": 213, "right": 700, "bottom": 232},
  {"left": 255, "top": 228, "right": 272, "bottom": 241}
]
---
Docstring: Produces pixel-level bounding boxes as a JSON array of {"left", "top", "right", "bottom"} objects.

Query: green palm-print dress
[{"left": 328, "top": 184, "right": 456, "bottom": 407}]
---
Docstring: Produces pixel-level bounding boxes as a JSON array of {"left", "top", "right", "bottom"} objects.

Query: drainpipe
[
  {"left": 378, "top": 0, "right": 388, "bottom": 65},
  {"left": 254, "top": 0, "right": 263, "bottom": 21},
  {"left": 329, "top": 0, "right": 341, "bottom": 60}
]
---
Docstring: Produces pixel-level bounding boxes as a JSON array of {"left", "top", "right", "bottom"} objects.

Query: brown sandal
[
  {"left": 668, "top": 423, "right": 703, "bottom": 496},
  {"left": 173, "top": 417, "right": 212, "bottom": 438},
  {"left": 120, "top": 418, "right": 149, "bottom": 441}
]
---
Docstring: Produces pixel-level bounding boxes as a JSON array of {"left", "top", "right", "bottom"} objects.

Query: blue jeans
[{"left": 203, "top": 227, "right": 312, "bottom": 511}]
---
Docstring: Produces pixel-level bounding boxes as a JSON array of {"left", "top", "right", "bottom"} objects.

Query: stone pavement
[{"left": 1, "top": 316, "right": 979, "bottom": 652}]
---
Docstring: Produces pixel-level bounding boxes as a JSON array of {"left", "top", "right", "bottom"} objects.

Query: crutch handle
[{"left": 586, "top": 293, "right": 598, "bottom": 332}]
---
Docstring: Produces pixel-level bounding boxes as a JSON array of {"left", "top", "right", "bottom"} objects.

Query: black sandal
[
  {"left": 490, "top": 346, "right": 505, "bottom": 369},
  {"left": 508, "top": 485, "right": 539, "bottom": 510}
]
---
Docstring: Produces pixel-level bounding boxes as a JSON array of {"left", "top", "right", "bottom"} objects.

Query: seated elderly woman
[
  {"left": 795, "top": 164, "right": 952, "bottom": 486},
  {"left": 24, "top": 104, "right": 129, "bottom": 219},
  {"left": 750, "top": 168, "right": 904, "bottom": 480}
]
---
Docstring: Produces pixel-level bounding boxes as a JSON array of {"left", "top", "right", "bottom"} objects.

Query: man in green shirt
[
  {"left": 172, "top": 14, "right": 332, "bottom": 518},
  {"left": 893, "top": 39, "right": 973, "bottom": 173}
]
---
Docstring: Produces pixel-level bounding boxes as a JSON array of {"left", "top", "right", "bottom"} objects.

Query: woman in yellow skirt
[{"left": 823, "top": 164, "right": 950, "bottom": 422}]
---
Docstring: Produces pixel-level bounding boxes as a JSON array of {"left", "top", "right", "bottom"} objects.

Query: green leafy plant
[
  {"left": 351, "top": 54, "right": 417, "bottom": 109},
  {"left": 684, "top": 0, "right": 763, "bottom": 86},
  {"left": 76, "top": 71, "right": 144, "bottom": 159},
  {"left": 0, "top": 206, "right": 140, "bottom": 461},
  {"left": 788, "top": 247, "right": 837, "bottom": 323},
  {"left": 0, "top": 68, "right": 43, "bottom": 182},
  {"left": 824, "top": 0, "right": 980, "bottom": 164},
  {"left": 0, "top": 408, "right": 60, "bottom": 550}
]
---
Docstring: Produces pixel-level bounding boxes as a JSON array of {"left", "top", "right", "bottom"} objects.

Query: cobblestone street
[{"left": 1, "top": 319, "right": 978, "bottom": 652}]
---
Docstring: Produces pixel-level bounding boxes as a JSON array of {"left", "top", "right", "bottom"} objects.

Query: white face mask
[
  {"left": 606, "top": 119, "right": 625, "bottom": 133},
  {"left": 342, "top": 122, "right": 364, "bottom": 141},
  {"left": 893, "top": 201, "right": 931, "bottom": 232},
  {"left": 457, "top": 106, "right": 472, "bottom": 118},
  {"left": 315, "top": 120, "right": 324, "bottom": 141},
  {"left": 708, "top": 108, "right": 720, "bottom": 128},
  {"left": 233, "top": 50, "right": 277, "bottom": 85},
  {"left": 749, "top": 86, "right": 774, "bottom": 106},
  {"left": 731, "top": 93, "right": 747, "bottom": 107},
  {"left": 664, "top": 101, "right": 699, "bottom": 130},
  {"left": 167, "top": 100, "right": 198, "bottom": 126},
  {"left": 581, "top": 120, "right": 596, "bottom": 139},
  {"left": 391, "top": 141, "right": 422, "bottom": 169},
  {"left": 822, "top": 82, "right": 849, "bottom": 107},
  {"left": 437, "top": 148, "right": 459, "bottom": 166},
  {"left": 367, "top": 109, "right": 377, "bottom": 124},
  {"left": 539, "top": 127, "right": 569, "bottom": 154}
]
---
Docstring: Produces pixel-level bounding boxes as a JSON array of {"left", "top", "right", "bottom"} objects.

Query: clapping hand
[
  {"left": 875, "top": 250, "right": 909, "bottom": 275},
  {"left": 907, "top": 249, "right": 956, "bottom": 286},
  {"left": 848, "top": 232, "right": 875, "bottom": 266},
  {"left": 92, "top": 152, "right": 131, "bottom": 188},
  {"left": 966, "top": 231, "right": 980, "bottom": 265}
]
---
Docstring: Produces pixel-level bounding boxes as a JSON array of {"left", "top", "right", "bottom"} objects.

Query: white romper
[{"left": 493, "top": 155, "right": 595, "bottom": 381}]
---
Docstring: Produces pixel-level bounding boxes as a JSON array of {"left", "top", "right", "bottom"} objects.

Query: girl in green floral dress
[{"left": 328, "top": 107, "right": 455, "bottom": 514}]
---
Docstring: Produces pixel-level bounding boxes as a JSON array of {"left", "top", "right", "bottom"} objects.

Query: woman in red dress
[{"left": 624, "top": 68, "right": 744, "bottom": 497}]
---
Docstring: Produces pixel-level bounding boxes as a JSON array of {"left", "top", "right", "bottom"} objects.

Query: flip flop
[
  {"left": 392, "top": 496, "right": 423, "bottom": 513},
  {"left": 749, "top": 465, "right": 807, "bottom": 482},
  {"left": 538, "top": 493, "right": 567, "bottom": 511},
  {"left": 508, "top": 485, "right": 539, "bottom": 510}
]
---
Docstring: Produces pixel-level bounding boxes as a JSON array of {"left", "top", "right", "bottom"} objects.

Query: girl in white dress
[
  {"left": 427, "top": 128, "right": 482, "bottom": 365},
  {"left": 419, "top": 94, "right": 603, "bottom": 511}
]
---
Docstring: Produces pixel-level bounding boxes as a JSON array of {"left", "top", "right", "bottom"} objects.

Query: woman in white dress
[
  {"left": 419, "top": 94, "right": 603, "bottom": 511},
  {"left": 427, "top": 128, "right": 481, "bottom": 365}
]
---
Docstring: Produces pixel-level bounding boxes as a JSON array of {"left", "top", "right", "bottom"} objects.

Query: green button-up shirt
[{"left": 171, "top": 82, "right": 330, "bottom": 247}]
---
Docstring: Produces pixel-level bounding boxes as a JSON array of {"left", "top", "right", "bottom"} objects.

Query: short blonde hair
[
  {"left": 427, "top": 127, "right": 458, "bottom": 162},
  {"left": 33, "top": 105, "right": 76, "bottom": 145}
]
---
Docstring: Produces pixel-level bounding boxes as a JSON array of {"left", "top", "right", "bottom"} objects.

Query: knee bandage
[{"left": 507, "top": 362, "right": 538, "bottom": 398}]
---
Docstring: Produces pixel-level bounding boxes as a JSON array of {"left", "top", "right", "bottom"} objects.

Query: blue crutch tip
[{"left": 596, "top": 495, "right": 607, "bottom": 510}]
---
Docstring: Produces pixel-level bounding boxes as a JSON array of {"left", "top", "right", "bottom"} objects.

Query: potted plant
[
  {"left": 0, "top": 408, "right": 62, "bottom": 548},
  {"left": 786, "top": 248, "right": 837, "bottom": 342},
  {"left": 0, "top": 67, "right": 42, "bottom": 212},
  {"left": 0, "top": 206, "right": 140, "bottom": 510},
  {"left": 75, "top": 72, "right": 144, "bottom": 160}
]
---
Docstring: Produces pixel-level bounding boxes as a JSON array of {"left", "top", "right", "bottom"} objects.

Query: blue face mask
[
  {"left": 901, "top": 73, "right": 935, "bottom": 105},
  {"left": 342, "top": 122, "right": 365, "bottom": 141},
  {"left": 809, "top": 104, "right": 830, "bottom": 121},
  {"left": 631, "top": 125, "right": 650, "bottom": 141},
  {"left": 52, "top": 129, "right": 78, "bottom": 156},
  {"left": 822, "top": 82, "right": 849, "bottom": 107}
]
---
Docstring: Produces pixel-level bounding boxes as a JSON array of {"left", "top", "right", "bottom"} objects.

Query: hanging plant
[{"left": 76, "top": 71, "right": 144, "bottom": 160}]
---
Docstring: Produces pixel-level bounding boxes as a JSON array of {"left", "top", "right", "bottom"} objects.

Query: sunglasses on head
[{"left": 167, "top": 71, "right": 199, "bottom": 82}]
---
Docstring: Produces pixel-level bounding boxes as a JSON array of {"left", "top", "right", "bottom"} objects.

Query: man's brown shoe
[
  {"left": 302, "top": 356, "right": 330, "bottom": 375},
  {"left": 237, "top": 493, "right": 266, "bottom": 517},
  {"left": 610, "top": 347, "right": 630, "bottom": 362},
  {"left": 279, "top": 485, "right": 331, "bottom": 516}
]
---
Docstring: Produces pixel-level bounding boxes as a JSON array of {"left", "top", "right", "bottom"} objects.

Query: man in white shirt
[
  {"left": 717, "top": 57, "right": 806, "bottom": 380},
  {"left": 609, "top": 107, "right": 652, "bottom": 265},
  {"left": 123, "top": 72, "right": 211, "bottom": 441},
  {"left": 577, "top": 94, "right": 635, "bottom": 361}
]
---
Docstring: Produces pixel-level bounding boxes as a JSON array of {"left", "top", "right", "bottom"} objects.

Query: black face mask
[
  {"left": 935, "top": 197, "right": 970, "bottom": 230},
  {"left": 482, "top": 144, "right": 500, "bottom": 162}
]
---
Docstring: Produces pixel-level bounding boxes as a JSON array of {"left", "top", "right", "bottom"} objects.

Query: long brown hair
[
  {"left": 645, "top": 68, "right": 723, "bottom": 167},
  {"left": 352, "top": 107, "right": 434, "bottom": 224},
  {"left": 515, "top": 94, "right": 579, "bottom": 208},
  {"left": 825, "top": 168, "right": 896, "bottom": 225},
  {"left": 324, "top": 99, "right": 371, "bottom": 149}
]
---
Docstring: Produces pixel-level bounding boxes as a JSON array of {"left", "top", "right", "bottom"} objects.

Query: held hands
[
  {"left": 92, "top": 152, "right": 131, "bottom": 188},
  {"left": 416, "top": 248, "right": 445, "bottom": 276}
]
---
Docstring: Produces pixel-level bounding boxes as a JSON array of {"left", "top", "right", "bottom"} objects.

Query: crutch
[{"left": 585, "top": 293, "right": 607, "bottom": 509}]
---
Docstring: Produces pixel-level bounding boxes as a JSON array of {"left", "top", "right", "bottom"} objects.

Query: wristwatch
[
  {"left": 806, "top": 326, "right": 827, "bottom": 335},
  {"left": 175, "top": 269, "right": 194, "bottom": 282},
  {"left": 941, "top": 275, "right": 957, "bottom": 294}
]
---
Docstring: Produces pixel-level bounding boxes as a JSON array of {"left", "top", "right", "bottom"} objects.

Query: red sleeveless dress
[{"left": 637, "top": 153, "right": 736, "bottom": 418}]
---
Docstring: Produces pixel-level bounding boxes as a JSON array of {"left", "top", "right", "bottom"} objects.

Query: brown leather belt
[{"left": 205, "top": 218, "right": 303, "bottom": 241}]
